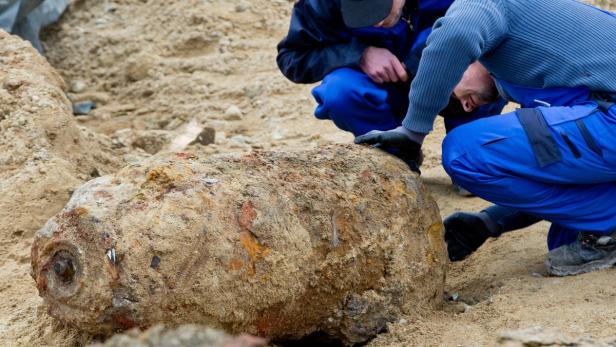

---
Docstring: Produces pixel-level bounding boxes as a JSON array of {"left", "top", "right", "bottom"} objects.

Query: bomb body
[{"left": 32, "top": 145, "right": 446, "bottom": 344}]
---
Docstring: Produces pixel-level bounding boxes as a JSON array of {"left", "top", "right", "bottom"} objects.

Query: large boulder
[{"left": 32, "top": 144, "right": 447, "bottom": 345}]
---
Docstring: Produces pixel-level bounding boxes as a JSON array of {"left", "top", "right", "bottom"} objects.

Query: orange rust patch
[
  {"left": 229, "top": 258, "right": 244, "bottom": 271},
  {"left": 239, "top": 232, "right": 270, "bottom": 277},
  {"left": 253, "top": 309, "right": 282, "bottom": 336},
  {"left": 238, "top": 201, "right": 257, "bottom": 231},
  {"left": 113, "top": 313, "right": 136, "bottom": 330},
  {"left": 360, "top": 169, "right": 373, "bottom": 182},
  {"left": 68, "top": 207, "right": 89, "bottom": 217},
  {"left": 144, "top": 167, "right": 176, "bottom": 190},
  {"left": 175, "top": 152, "right": 197, "bottom": 160},
  {"left": 282, "top": 172, "right": 303, "bottom": 182},
  {"left": 426, "top": 222, "right": 444, "bottom": 264}
]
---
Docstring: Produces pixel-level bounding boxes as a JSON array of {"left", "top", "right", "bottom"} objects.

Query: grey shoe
[{"left": 545, "top": 231, "right": 616, "bottom": 276}]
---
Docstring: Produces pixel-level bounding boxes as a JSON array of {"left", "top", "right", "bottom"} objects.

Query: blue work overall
[
  {"left": 311, "top": 20, "right": 507, "bottom": 136},
  {"left": 443, "top": 81, "right": 616, "bottom": 249}
]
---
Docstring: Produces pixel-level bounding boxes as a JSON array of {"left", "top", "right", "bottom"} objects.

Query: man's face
[
  {"left": 453, "top": 62, "right": 499, "bottom": 113},
  {"left": 374, "top": 0, "right": 406, "bottom": 28}
]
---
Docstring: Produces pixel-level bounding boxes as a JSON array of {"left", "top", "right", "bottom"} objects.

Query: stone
[
  {"left": 498, "top": 327, "right": 616, "bottom": 347},
  {"left": 88, "top": 324, "right": 266, "bottom": 347},
  {"left": 224, "top": 105, "right": 242, "bottom": 120},
  {"left": 31, "top": 144, "right": 447, "bottom": 345},
  {"left": 131, "top": 130, "right": 175, "bottom": 154},
  {"left": 73, "top": 101, "right": 97, "bottom": 115},
  {"left": 70, "top": 80, "right": 87, "bottom": 93},
  {"left": 189, "top": 127, "right": 216, "bottom": 146},
  {"left": 125, "top": 54, "right": 156, "bottom": 82},
  {"left": 235, "top": 1, "right": 250, "bottom": 13}
]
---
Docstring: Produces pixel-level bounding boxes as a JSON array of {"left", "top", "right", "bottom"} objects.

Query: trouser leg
[
  {"left": 482, "top": 204, "right": 542, "bottom": 237},
  {"left": 443, "top": 106, "right": 616, "bottom": 235}
]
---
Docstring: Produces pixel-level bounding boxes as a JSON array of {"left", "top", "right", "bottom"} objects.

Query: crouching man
[{"left": 356, "top": 0, "right": 616, "bottom": 276}]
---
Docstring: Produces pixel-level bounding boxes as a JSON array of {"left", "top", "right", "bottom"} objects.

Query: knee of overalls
[
  {"left": 312, "top": 68, "right": 390, "bottom": 117},
  {"left": 311, "top": 68, "right": 404, "bottom": 136},
  {"left": 441, "top": 110, "right": 522, "bottom": 189},
  {"left": 441, "top": 122, "right": 479, "bottom": 182}
]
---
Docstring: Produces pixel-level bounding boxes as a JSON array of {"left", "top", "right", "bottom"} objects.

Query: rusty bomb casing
[{"left": 31, "top": 144, "right": 447, "bottom": 344}]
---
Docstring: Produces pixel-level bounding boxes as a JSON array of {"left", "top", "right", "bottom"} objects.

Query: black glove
[
  {"left": 443, "top": 212, "right": 493, "bottom": 262},
  {"left": 354, "top": 126, "right": 424, "bottom": 173}
]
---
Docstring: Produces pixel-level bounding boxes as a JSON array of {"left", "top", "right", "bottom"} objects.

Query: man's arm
[
  {"left": 276, "top": 0, "right": 367, "bottom": 84},
  {"left": 402, "top": 0, "right": 509, "bottom": 133}
]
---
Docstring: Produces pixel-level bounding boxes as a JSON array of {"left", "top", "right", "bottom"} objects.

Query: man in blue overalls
[
  {"left": 355, "top": 0, "right": 616, "bottom": 276},
  {"left": 276, "top": 0, "right": 506, "bottom": 186}
]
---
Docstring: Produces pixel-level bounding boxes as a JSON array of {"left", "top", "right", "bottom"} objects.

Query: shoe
[{"left": 545, "top": 231, "right": 616, "bottom": 276}]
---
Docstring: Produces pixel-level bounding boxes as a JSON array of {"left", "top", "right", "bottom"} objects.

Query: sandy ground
[{"left": 1, "top": 0, "right": 616, "bottom": 346}]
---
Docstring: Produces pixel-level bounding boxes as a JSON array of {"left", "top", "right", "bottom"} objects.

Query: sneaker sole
[{"left": 545, "top": 253, "right": 616, "bottom": 277}]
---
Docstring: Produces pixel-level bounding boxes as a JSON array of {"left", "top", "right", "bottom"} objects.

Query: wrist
[{"left": 395, "top": 126, "right": 426, "bottom": 144}]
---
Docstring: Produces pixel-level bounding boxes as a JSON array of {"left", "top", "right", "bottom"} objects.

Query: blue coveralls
[
  {"left": 443, "top": 81, "right": 616, "bottom": 250},
  {"left": 310, "top": 3, "right": 507, "bottom": 137}
]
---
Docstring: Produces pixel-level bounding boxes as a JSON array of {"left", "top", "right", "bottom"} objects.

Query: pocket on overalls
[{"left": 516, "top": 103, "right": 600, "bottom": 167}]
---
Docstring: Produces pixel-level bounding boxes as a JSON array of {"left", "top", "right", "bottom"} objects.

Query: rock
[
  {"left": 243, "top": 85, "right": 263, "bottom": 99},
  {"left": 224, "top": 105, "right": 242, "bottom": 120},
  {"left": 230, "top": 135, "right": 250, "bottom": 145},
  {"left": 31, "top": 144, "right": 447, "bottom": 345},
  {"left": 125, "top": 54, "right": 156, "bottom": 82},
  {"left": 235, "top": 1, "right": 251, "bottom": 13},
  {"left": 73, "top": 101, "right": 97, "bottom": 115},
  {"left": 498, "top": 327, "right": 616, "bottom": 347},
  {"left": 131, "top": 130, "right": 175, "bottom": 155},
  {"left": 3, "top": 77, "right": 23, "bottom": 90},
  {"left": 168, "top": 120, "right": 209, "bottom": 152},
  {"left": 189, "top": 127, "right": 216, "bottom": 146},
  {"left": 70, "top": 80, "right": 87, "bottom": 93},
  {"left": 88, "top": 324, "right": 266, "bottom": 347}
]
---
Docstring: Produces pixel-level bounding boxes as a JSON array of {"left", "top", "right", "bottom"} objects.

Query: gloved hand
[
  {"left": 443, "top": 212, "right": 493, "bottom": 262},
  {"left": 354, "top": 126, "right": 424, "bottom": 173}
]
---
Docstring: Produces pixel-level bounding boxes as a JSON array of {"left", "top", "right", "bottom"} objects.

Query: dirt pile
[
  {"left": 0, "top": 30, "right": 123, "bottom": 346},
  {"left": 32, "top": 144, "right": 446, "bottom": 345}
]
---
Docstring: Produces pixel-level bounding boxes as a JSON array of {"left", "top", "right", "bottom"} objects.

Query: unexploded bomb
[{"left": 31, "top": 144, "right": 446, "bottom": 345}]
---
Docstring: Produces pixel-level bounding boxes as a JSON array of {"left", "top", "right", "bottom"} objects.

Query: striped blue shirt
[{"left": 403, "top": 0, "right": 616, "bottom": 133}]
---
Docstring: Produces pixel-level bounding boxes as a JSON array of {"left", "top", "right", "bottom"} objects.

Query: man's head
[
  {"left": 341, "top": 0, "right": 406, "bottom": 29},
  {"left": 453, "top": 62, "right": 500, "bottom": 113}
]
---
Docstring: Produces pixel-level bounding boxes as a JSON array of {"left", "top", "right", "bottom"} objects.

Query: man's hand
[
  {"left": 360, "top": 46, "right": 409, "bottom": 84},
  {"left": 354, "top": 126, "right": 424, "bottom": 173}
]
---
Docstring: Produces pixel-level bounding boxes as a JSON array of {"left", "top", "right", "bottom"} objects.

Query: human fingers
[
  {"left": 354, "top": 130, "right": 385, "bottom": 145},
  {"left": 392, "top": 58, "right": 408, "bottom": 82}
]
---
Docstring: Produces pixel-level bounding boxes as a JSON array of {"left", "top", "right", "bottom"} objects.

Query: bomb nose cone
[
  {"left": 35, "top": 248, "right": 83, "bottom": 299},
  {"left": 52, "top": 256, "right": 75, "bottom": 284}
]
